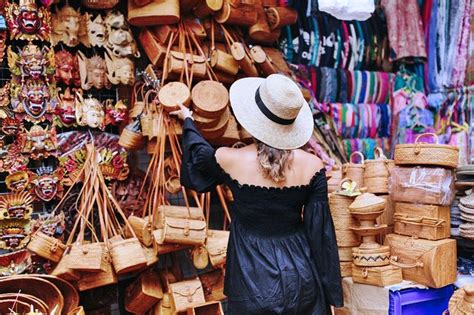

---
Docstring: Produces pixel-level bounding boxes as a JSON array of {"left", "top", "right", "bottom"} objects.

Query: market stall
[{"left": 0, "top": 0, "right": 471, "bottom": 314}]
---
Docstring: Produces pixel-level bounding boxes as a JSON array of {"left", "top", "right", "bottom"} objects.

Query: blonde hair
[{"left": 256, "top": 139, "right": 293, "bottom": 183}]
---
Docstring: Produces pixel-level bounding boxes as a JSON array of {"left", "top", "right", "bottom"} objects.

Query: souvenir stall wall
[
  {"left": 0, "top": 0, "right": 306, "bottom": 314},
  {"left": 283, "top": 0, "right": 474, "bottom": 314}
]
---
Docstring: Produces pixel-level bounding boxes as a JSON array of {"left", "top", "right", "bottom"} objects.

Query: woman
[{"left": 172, "top": 74, "right": 343, "bottom": 314}]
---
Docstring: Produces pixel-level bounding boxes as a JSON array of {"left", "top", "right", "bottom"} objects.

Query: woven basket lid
[
  {"left": 459, "top": 203, "right": 474, "bottom": 215},
  {"left": 460, "top": 192, "right": 474, "bottom": 208},
  {"left": 191, "top": 80, "right": 229, "bottom": 119},
  {"left": 158, "top": 81, "right": 191, "bottom": 112},
  {"left": 349, "top": 193, "right": 386, "bottom": 212}
]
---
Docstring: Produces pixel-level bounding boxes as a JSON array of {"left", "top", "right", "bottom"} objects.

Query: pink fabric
[
  {"left": 381, "top": 0, "right": 427, "bottom": 60},
  {"left": 451, "top": 0, "right": 472, "bottom": 87}
]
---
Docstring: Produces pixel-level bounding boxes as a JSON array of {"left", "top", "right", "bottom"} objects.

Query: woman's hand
[{"left": 170, "top": 103, "right": 193, "bottom": 121}]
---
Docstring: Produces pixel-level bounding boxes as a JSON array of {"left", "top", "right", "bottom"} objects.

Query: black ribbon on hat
[{"left": 255, "top": 87, "right": 295, "bottom": 125}]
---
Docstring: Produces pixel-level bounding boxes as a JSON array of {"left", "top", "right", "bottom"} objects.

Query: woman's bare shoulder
[
  {"left": 215, "top": 145, "right": 254, "bottom": 168},
  {"left": 293, "top": 149, "right": 325, "bottom": 174}
]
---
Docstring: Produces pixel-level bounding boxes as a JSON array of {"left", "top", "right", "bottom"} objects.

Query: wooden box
[
  {"left": 340, "top": 262, "right": 352, "bottom": 278},
  {"left": 393, "top": 202, "right": 451, "bottom": 240},
  {"left": 384, "top": 234, "right": 457, "bottom": 288},
  {"left": 352, "top": 264, "right": 403, "bottom": 287},
  {"left": 187, "top": 301, "right": 224, "bottom": 315},
  {"left": 336, "top": 230, "right": 360, "bottom": 248}
]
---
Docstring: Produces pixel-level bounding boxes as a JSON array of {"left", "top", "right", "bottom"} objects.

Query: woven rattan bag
[
  {"left": 394, "top": 133, "right": 459, "bottom": 169},
  {"left": 343, "top": 151, "right": 365, "bottom": 188}
]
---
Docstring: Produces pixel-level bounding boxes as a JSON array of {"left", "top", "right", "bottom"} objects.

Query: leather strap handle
[{"left": 390, "top": 256, "right": 424, "bottom": 269}]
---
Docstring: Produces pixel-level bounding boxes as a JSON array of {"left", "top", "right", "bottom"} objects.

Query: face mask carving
[
  {"left": 54, "top": 50, "right": 80, "bottom": 86},
  {"left": 77, "top": 52, "right": 111, "bottom": 90},
  {"left": 6, "top": 0, "right": 51, "bottom": 41},
  {"left": 84, "top": 13, "right": 107, "bottom": 48},
  {"left": 0, "top": 82, "right": 10, "bottom": 119},
  {"left": 75, "top": 91, "right": 105, "bottom": 130},
  {"left": 31, "top": 166, "right": 63, "bottom": 202},
  {"left": 105, "top": 99, "right": 128, "bottom": 126},
  {"left": 0, "top": 191, "right": 33, "bottom": 220},
  {"left": 105, "top": 11, "right": 139, "bottom": 58},
  {"left": 0, "top": 141, "right": 29, "bottom": 174},
  {"left": 5, "top": 171, "right": 30, "bottom": 192},
  {"left": 11, "top": 79, "right": 56, "bottom": 123},
  {"left": 51, "top": 3, "right": 85, "bottom": 47},
  {"left": 21, "top": 124, "right": 57, "bottom": 159},
  {"left": 105, "top": 48, "right": 135, "bottom": 86},
  {"left": 54, "top": 87, "right": 77, "bottom": 127},
  {"left": 1, "top": 117, "right": 23, "bottom": 136},
  {"left": 7, "top": 43, "right": 54, "bottom": 84},
  {"left": 0, "top": 220, "right": 31, "bottom": 250}
]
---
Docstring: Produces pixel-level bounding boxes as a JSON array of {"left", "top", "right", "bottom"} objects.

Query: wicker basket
[
  {"left": 191, "top": 80, "right": 229, "bottom": 119},
  {"left": 448, "top": 284, "right": 474, "bottom": 315},
  {"left": 327, "top": 166, "right": 343, "bottom": 193},
  {"left": 338, "top": 247, "right": 354, "bottom": 262},
  {"left": 109, "top": 237, "right": 147, "bottom": 274},
  {"left": 119, "top": 128, "right": 145, "bottom": 150},
  {"left": 340, "top": 262, "right": 352, "bottom": 277},
  {"left": 349, "top": 193, "right": 386, "bottom": 213},
  {"left": 352, "top": 246, "right": 391, "bottom": 267},
  {"left": 52, "top": 254, "right": 81, "bottom": 281},
  {"left": 365, "top": 176, "right": 389, "bottom": 194},
  {"left": 394, "top": 133, "right": 459, "bottom": 169},
  {"left": 27, "top": 231, "right": 66, "bottom": 263},
  {"left": 364, "top": 147, "right": 393, "bottom": 178},
  {"left": 128, "top": 0, "right": 180, "bottom": 26},
  {"left": 68, "top": 242, "right": 107, "bottom": 272},
  {"left": 82, "top": 0, "right": 119, "bottom": 9},
  {"left": 343, "top": 151, "right": 365, "bottom": 188},
  {"left": 158, "top": 81, "right": 191, "bottom": 113},
  {"left": 329, "top": 192, "right": 355, "bottom": 217},
  {"left": 76, "top": 254, "right": 118, "bottom": 292}
]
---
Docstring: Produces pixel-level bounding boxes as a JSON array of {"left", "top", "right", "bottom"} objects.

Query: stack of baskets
[
  {"left": 386, "top": 133, "right": 459, "bottom": 288},
  {"left": 363, "top": 148, "right": 395, "bottom": 241},
  {"left": 453, "top": 165, "right": 474, "bottom": 239},
  {"left": 190, "top": 80, "right": 233, "bottom": 141},
  {"left": 329, "top": 179, "right": 361, "bottom": 278},
  {"left": 458, "top": 193, "right": 474, "bottom": 239}
]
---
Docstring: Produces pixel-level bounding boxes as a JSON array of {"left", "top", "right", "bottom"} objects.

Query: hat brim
[{"left": 229, "top": 77, "right": 314, "bottom": 150}]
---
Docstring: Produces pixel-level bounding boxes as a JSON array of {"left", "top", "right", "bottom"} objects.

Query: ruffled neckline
[{"left": 217, "top": 162, "right": 326, "bottom": 192}]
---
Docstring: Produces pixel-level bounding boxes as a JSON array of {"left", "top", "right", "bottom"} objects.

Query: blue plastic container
[{"left": 389, "top": 285, "right": 454, "bottom": 315}]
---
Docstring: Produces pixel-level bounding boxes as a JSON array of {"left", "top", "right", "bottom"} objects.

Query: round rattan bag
[{"left": 82, "top": 0, "right": 119, "bottom": 9}]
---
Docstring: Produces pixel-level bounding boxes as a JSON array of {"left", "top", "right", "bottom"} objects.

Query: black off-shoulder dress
[{"left": 180, "top": 118, "right": 343, "bottom": 314}]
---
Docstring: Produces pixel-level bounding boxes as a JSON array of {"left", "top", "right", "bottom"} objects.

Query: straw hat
[{"left": 229, "top": 74, "right": 314, "bottom": 149}]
